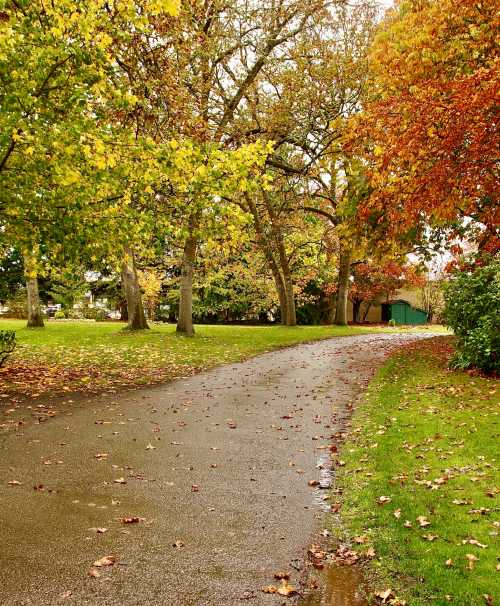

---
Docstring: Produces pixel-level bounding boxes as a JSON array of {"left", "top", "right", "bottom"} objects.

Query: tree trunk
[
  {"left": 121, "top": 249, "right": 149, "bottom": 330},
  {"left": 362, "top": 302, "right": 372, "bottom": 322},
  {"left": 24, "top": 248, "right": 44, "bottom": 328},
  {"left": 262, "top": 190, "right": 296, "bottom": 326},
  {"left": 352, "top": 299, "right": 361, "bottom": 324},
  {"left": 334, "top": 247, "right": 352, "bottom": 326},
  {"left": 283, "top": 274, "right": 296, "bottom": 326},
  {"left": 177, "top": 219, "right": 198, "bottom": 336}
]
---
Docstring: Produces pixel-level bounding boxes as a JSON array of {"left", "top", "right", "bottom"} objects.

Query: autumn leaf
[
  {"left": 92, "top": 555, "right": 116, "bottom": 567},
  {"left": 277, "top": 580, "right": 297, "bottom": 597}
]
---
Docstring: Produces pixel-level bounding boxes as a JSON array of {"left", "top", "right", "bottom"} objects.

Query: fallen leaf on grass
[
  {"left": 393, "top": 509, "right": 401, "bottom": 519},
  {"left": 465, "top": 553, "right": 479, "bottom": 570},
  {"left": 353, "top": 535, "right": 368, "bottom": 544},
  {"left": 423, "top": 534, "right": 438, "bottom": 541},
  {"left": 375, "top": 588, "right": 393, "bottom": 603},
  {"left": 378, "top": 496, "right": 391, "bottom": 505},
  {"left": 463, "top": 539, "right": 487, "bottom": 548},
  {"left": 365, "top": 547, "right": 376, "bottom": 558},
  {"left": 92, "top": 555, "right": 116, "bottom": 567},
  {"left": 445, "top": 559, "right": 453, "bottom": 567},
  {"left": 417, "top": 516, "right": 431, "bottom": 527}
]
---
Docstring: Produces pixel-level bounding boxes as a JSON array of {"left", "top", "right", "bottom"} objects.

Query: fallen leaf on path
[
  {"left": 308, "top": 480, "right": 319, "bottom": 487},
  {"left": 273, "top": 572, "right": 290, "bottom": 580},
  {"left": 277, "top": 580, "right": 297, "bottom": 597},
  {"left": 92, "top": 555, "right": 116, "bottom": 568},
  {"left": 114, "top": 478, "right": 126, "bottom": 484},
  {"left": 262, "top": 585, "right": 277, "bottom": 594},
  {"left": 88, "top": 568, "right": 101, "bottom": 578},
  {"left": 8, "top": 480, "right": 21, "bottom": 486},
  {"left": 121, "top": 517, "right": 145, "bottom": 524},
  {"left": 60, "top": 590, "right": 72, "bottom": 599},
  {"left": 173, "top": 540, "right": 184, "bottom": 548}
]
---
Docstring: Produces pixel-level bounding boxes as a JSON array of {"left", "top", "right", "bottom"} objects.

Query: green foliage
[
  {"left": 94, "top": 309, "right": 107, "bottom": 322},
  {"left": 0, "top": 330, "right": 16, "bottom": 367},
  {"left": 54, "top": 310, "right": 66, "bottom": 320},
  {"left": 443, "top": 259, "right": 499, "bottom": 373},
  {"left": 49, "top": 270, "right": 88, "bottom": 314}
]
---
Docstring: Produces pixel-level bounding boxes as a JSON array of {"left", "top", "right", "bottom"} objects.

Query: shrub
[
  {"left": 443, "top": 258, "right": 499, "bottom": 373},
  {"left": 388, "top": 318, "right": 396, "bottom": 327},
  {"left": 0, "top": 330, "right": 16, "bottom": 367},
  {"left": 4, "top": 289, "right": 27, "bottom": 319},
  {"left": 94, "top": 309, "right": 107, "bottom": 322},
  {"left": 54, "top": 310, "right": 66, "bottom": 319}
]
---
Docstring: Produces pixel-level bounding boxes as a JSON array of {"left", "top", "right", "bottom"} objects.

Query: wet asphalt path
[{"left": 0, "top": 333, "right": 434, "bottom": 605}]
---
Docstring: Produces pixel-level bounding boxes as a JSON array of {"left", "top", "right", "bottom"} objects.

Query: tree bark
[
  {"left": 176, "top": 217, "right": 198, "bottom": 336},
  {"left": 262, "top": 190, "right": 297, "bottom": 326},
  {"left": 243, "top": 193, "right": 296, "bottom": 325},
  {"left": 121, "top": 249, "right": 149, "bottom": 330},
  {"left": 352, "top": 299, "right": 361, "bottom": 324},
  {"left": 24, "top": 248, "right": 44, "bottom": 328},
  {"left": 334, "top": 247, "right": 352, "bottom": 326},
  {"left": 362, "top": 302, "right": 372, "bottom": 322}
]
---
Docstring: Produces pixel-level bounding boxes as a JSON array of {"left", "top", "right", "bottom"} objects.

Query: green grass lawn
[
  {"left": 0, "top": 319, "right": 444, "bottom": 399},
  {"left": 337, "top": 338, "right": 499, "bottom": 606}
]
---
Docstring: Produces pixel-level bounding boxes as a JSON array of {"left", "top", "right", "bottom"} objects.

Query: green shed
[{"left": 381, "top": 300, "right": 428, "bottom": 325}]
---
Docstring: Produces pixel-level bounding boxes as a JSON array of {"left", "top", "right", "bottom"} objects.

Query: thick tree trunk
[
  {"left": 24, "top": 248, "right": 44, "bottom": 328},
  {"left": 262, "top": 190, "right": 297, "bottom": 326},
  {"left": 121, "top": 249, "right": 149, "bottom": 330},
  {"left": 334, "top": 247, "right": 352, "bottom": 326},
  {"left": 176, "top": 220, "right": 198, "bottom": 336},
  {"left": 283, "top": 274, "right": 296, "bottom": 326}
]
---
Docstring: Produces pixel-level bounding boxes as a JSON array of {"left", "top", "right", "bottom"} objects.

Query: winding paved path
[{"left": 0, "top": 333, "right": 434, "bottom": 605}]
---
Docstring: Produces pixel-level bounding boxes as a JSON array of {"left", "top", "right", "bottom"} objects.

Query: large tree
[{"left": 353, "top": 0, "right": 499, "bottom": 250}]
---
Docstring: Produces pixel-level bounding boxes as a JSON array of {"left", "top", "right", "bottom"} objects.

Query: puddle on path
[{"left": 301, "top": 565, "right": 367, "bottom": 606}]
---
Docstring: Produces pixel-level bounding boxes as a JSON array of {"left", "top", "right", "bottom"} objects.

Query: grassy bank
[
  {"left": 338, "top": 338, "right": 499, "bottom": 605},
  {"left": 0, "top": 319, "right": 441, "bottom": 399}
]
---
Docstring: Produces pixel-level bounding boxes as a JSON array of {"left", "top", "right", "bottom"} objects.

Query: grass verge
[
  {"left": 337, "top": 337, "right": 499, "bottom": 606},
  {"left": 0, "top": 319, "right": 444, "bottom": 399}
]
